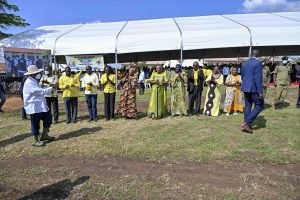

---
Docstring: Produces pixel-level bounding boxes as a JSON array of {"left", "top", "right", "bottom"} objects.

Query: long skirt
[{"left": 148, "top": 85, "right": 167, "bottom": 119}]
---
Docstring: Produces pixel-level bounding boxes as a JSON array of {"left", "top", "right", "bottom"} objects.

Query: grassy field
[{"left": 0, "top": 86, "right": 299, "bottom": 199}]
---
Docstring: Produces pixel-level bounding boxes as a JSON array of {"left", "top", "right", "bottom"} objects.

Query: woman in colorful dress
[
  {"left": 203, "top": 66, "right": 224, "bottom": 117},
  {"left": 148, "top": 65, "right": 169, "bottom": 119},
  {"left": 170, "top": 64, "right": 187, "bottom": 116},
  {"left": 117, "top": 66, "right": 138, "bottom": 119},
  {"left": 223, "top": 67, "right": 244, "bottom": 116}
]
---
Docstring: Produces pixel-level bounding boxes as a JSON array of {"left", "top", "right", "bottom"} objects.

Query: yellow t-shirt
[
  {"left": 193, "top": 69, "right": 199, "bottom": 86},
  {"left": 100, "top": 74, "right": 116, "bottom": 93},
  {"left": 59, "top": 75, "right": 80, "bottom": 98},
  {"left": 203, "top": 69, "right": 212, "bottom": 78}
]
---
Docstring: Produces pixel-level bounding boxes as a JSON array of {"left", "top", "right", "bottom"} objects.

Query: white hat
[{"left": 24, "top": 65, "right": 44, "bottom": 75}]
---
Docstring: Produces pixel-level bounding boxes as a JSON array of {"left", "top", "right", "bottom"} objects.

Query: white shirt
[
  {"left": 139, "top": 71, "right": 145, "bottom": 83},
  {"left": 81, "top": 73, "right": 100, "bottom": 95},
  {"left": 23, "top": 76, "right": 53, "bottom": 115}
]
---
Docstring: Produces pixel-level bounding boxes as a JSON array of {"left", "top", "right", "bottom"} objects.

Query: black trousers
[
  {"left": 297, "top": 84, "right": 300, "bottom": 107},
  {"left": 21, "top": 95, "right": 27, "bottom": 119},
  {"left": 104, "top": 92, "right": 115, "bottom": 119},
  {"left": 64, "top": 97, "right": 78, "bottom": 122},
  {"left": 30, "top": 111, "right": 52, "bottom": 135},
  {"left": 139, "top": 82, "right": 145, "bottom": 95},
  {"left": 46, "top": 97, "right": 59, "bottom": 122},
  {"left": 188, "top": 85, "right": 202, "bottom": 114}
]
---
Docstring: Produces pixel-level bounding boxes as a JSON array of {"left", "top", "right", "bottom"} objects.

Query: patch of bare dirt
[
  {"left": 0, "top": 156, "right": 299, "bottom": 199},
  {"left": 2, "top": 95, "right": 23, "bottom": 112}
]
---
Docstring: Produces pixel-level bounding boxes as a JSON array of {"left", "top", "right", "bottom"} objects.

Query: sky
[{"left": 5, "top": 0, "right": 300, "bottom": 34}]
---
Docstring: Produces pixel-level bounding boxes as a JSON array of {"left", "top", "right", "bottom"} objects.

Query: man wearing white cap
[{"left": 23, "top": 65, "right": 55, "bottom": 147}]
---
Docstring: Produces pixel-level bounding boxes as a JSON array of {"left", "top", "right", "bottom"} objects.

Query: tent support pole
[
  {"left": 271, "top": 47, "right": 277, "bottom": 65},
  {"left": 114, "top": 21, "right": 128, "bottom": 90},
  {"left": 53, "top": 23, "right": 85, "bottom": 74},
  {"left": 220, "top": 15, "right": 253, "bottom": 58},
  {"left": 172, "top": 18, "right": 183, "bottom": 65}
]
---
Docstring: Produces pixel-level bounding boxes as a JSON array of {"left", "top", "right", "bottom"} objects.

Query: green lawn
[{"left": 1, "top": 86, "right": 299, "bottom": 164}]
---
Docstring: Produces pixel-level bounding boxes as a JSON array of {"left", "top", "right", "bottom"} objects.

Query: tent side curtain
[
  {"left": 53, "top": 45, "right": 299, "bottom": 64},
  {"left": 1, "top": 12, "right": 300, "bottom": 58}
]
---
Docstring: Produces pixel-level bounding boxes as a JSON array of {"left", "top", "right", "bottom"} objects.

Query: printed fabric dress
[
  {"left": 148, "top": 72, "right": 169, "bottom": 119},
  {"left": 203, "top": 74, "right": 224, "bottom": 116},
  {"left": 223, "top": 75, "right": 244, "bottom": 113},
  {"left": 117, "top": 75, "right": 138, "bottom": 118},
  {"left": 170, "top": 72, "right": 187, "bottom": 116}
]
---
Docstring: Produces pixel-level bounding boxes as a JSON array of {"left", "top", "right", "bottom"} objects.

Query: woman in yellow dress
[
  {"left": 203, "top": 66, "right": 224, "bottom": 117},
  {"left": 224, "top": 66, "right": 244, "bottom": 116},
  {"left": 148, "top": 65, "right": 168, "bottom": 119},
  {"left": 170, "top": 64, "right": 187, "bottom": 116}
]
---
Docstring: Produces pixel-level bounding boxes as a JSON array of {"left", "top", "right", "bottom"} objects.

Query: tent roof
[{"left": 1, "top": 12, "right": 299, "bottom": 60}]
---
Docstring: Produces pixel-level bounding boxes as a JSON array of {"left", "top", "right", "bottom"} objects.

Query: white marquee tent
[{"left": 0, "top": 12, "right": 299, "bottom": 63}]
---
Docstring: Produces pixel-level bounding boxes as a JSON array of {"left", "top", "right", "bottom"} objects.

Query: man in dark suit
[
  {"left": 187, "top": 61, "right": 204, "bottom": 115},
  {"left": 241, "top": 49, "right": 264, "bottom": 133}
]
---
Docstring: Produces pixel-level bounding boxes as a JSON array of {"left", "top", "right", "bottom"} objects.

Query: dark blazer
[
  {"left": 187, "top": 69, "right": 204, "bottom": 93},
  {"left": 0, "top": 82, "right": 4, "bottom": 94},
  {"left": 241, "top": 58, "right": 263, "bottom": 94},
  {"left": 20, "top": 76, "right": 28, "bottom": 98}
]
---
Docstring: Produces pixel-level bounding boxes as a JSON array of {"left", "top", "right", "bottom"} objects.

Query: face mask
[
  {"left": 35, "top": 74, "right": 41, "bottom": 79},
  {"left": 45, "top": 71, "right": 49, "bottom": 75},
  {"left": 282, "top": 60, "right": 288, "bottom": 65}
]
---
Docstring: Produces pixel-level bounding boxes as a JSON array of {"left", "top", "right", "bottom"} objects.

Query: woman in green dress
[
  {"left": 170, "top": 64, "right": 187, "bottom": 116},
  {"left": 148, "top": 65, "right": 169, "bottom": 119},
  {"left": 203, "top": 66, "right": 224, "bottom": 117}
]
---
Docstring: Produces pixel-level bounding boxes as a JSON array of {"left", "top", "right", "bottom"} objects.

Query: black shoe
[
  {"left": 87, "top": 119, "right": 93, "bottom": 122},
  {"left": 0, "top": 109, "right": 3, "bottom": 113},
  {"left": 72, "top": 119, "right": 77, "bottom": 123},
  {"left": 93, "top": 118, "right": 98, "bottom": 122},
  {"left": 22, "top": 117, "right": 28, "bottom": 120},
  {"left": 66, "top": 120, "right": 70, "bottom": 124}
]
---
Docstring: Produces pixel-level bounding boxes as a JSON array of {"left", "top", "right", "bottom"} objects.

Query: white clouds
[{"left": 242, "top": 0, "right": 300, "bottom": 12}]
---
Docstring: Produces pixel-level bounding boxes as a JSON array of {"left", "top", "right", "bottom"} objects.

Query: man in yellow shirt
[
  {"left": 59, "top": 67, "right": 80, "bottom": 124},
  {"left": 100, "top": 65, "right": 116, "bottom": 121}
]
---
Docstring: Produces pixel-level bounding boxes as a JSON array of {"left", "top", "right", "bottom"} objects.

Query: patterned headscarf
[
  {"left": 175, "top": 64, "right": 182, "bottom": 73},
  {"left": 129, "top": 66, "right": 137, "bottom": 75}
]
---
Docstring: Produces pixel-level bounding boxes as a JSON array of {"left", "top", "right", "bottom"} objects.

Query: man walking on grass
[
  {"left": 241, "top": 49, "right": 264, "bottom": 134},
  {"left": 23, "top": 65, "right": 55, "bottom": 147}
]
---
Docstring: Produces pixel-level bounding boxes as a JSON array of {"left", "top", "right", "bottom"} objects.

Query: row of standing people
[
  {"left": 21, "top": 57, "right": 299, "bottom": 125},
  {"left": 19, "top": 54, "right": 300, "bottom": 146},
  {"left": 147, "top": 62, "right": 242, "bottom": 119}
]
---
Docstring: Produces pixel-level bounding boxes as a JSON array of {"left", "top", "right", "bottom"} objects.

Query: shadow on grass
[
  {"left": 56, "top": 127, "right": 102, "bottom": 141},
  {"left": 252, "top": 116, "right": 267, "bottom": 130},
  {"left": 264, "top": 103, "right": 272, "bottom": 109},
  {"left": 0, "top": 133, "right": 31, "bottom": 148},
  {"left": 276, "top": 102, "right": 290, "bottom": 109},
  {"left": 18, "top": 176, "right": 90, "bottom": 200},
  {"left": 136, "top": 112, "right": 148, "bottom": 120},
  {"left": 76, "top": 114, "right": 106, "bottom": 121}
]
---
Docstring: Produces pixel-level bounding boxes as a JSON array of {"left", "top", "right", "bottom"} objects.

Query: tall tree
[{"left": 0, "top": 0, "right": 29, "bottom": 40}]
